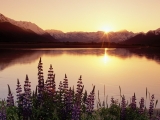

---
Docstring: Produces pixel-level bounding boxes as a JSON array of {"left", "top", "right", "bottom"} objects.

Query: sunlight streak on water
[{"left": 102, "top": 48, "right": 110, "bottom": 63}]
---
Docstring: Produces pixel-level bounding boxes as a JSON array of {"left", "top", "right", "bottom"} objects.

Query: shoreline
[{"left": 0, "top": 42, "right": 159, "bottom": 49}]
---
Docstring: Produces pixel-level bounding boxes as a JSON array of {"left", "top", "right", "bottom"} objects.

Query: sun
[{"left": 100, "top": 26, "right": 113, "bottom": 33}]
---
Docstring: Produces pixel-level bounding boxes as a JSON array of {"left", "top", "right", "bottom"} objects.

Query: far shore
[{"left": 0, "top": 42, "right": 159, "bottom": 49}]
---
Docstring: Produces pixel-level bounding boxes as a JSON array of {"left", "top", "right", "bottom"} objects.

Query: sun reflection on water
[{"left": 102, "top": 48, "right": 110, "bottom": 63}]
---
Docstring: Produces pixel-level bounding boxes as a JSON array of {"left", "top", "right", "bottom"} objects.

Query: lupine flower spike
[
  {"left": 38, "top": 57, "right": 44, "bottom": 95},
  {"left": 7, "top": 84, "right": 14, "bottom": 107},
  {"left": 149, "top": 94, "right": 154, "bottom": 119},
  {"left": 46, "top": 64, "right": 55, "bottom": 95},
  {"left": 72, "top": 76, "right": 84, "bottom": 120},
  {"left": 111, "top": 97, "right": 115, "bottom": 105},
  {"left": 129, "top": 93, "right": 136, "bottom": 110},
  {"left": 86, "top": 86, "right": 95, "bottom": 114},
  {"left": 76, "top": 75, "right": 83, "bottom": 101},
  {"left": 139, "top": 97, "right": 144, "bottom": 114},
  {"left": 121, "top": 95, "right": 126, "bottom": 120},
  {"left": 16, "top": 79, "right": 23, "bottom": 111},
  {"left": 63, "top": 74, "right": 68, "bottom": 92},
  {"left": 23, "top": 75, "right": 32, "bottom": 118}
]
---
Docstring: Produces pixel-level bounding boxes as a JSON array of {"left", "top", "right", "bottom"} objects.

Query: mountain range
[
  {"left": 46, "top": 29, "right": 135, "bottom": 43},
  {"left": 0, "top": 13, "right": 160, "bottom": 45}
]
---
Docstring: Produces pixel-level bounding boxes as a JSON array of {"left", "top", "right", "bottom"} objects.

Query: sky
[{"left": 1, "top": 0, "right": 160, "bottom": 33}]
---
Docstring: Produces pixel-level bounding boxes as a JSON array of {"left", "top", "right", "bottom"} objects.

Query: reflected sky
[{"left": 0, "top": 48, "right": 160, "bottom": 108}]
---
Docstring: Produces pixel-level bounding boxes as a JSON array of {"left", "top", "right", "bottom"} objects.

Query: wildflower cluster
[
  {"left": 0, "top": 58, "right": 159, "bottom": 120},
  {"left": 1, "top": 58, "right": 95, "bottom": 120}
]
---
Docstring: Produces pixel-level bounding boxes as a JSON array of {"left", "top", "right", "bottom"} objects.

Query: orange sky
[{"left": 1, "top": 0, "right": 160, "bottom": 33}]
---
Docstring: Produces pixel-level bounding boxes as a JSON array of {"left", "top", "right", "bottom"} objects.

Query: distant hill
[
  {"left": 122, "top": 30, "right": 160, "bottom": 46},
  {"left": 0, "top": 13, "right": 56, "bottom": 42}
]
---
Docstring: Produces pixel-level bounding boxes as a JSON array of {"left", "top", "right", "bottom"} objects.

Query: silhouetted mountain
[
  {"left": 41, "top": 32, "right": 57, "bottom": 42},
  {"left": 122, "top": 30, "right": 160, "bottom": 46},
  {"left": 46, "top": 30, "right": 134, "bottom": 43},
  {"left": 0, "top": 13, "right": 45, "bottom": 35},
  {"left": 0, "top": 13, "right": 56, "bottom": 42},
  {"left": 0, "top": 22, "right": 56, "bottom": 42}
]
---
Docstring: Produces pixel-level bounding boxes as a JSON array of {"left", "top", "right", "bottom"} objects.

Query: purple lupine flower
[
  {"left": 46, "top": 64, "right": 56, "bottom": 95},
  {"left": 139, "top": 97, "right": 144, "bottom": 114},
  {"left": 23, "top": 75, "right": 32, "bottom": 117},
  {"left": 58, "top": 81, "right": 63, "bottom": 92},
  {"left": 63, "top": 74, "right": 68, "bottom": 92},
  {"left": 7, "top": 85, "right": 14, "bottom": 107},
  {"left": 16, "top": 79, "right": 23, "bottom": 110},
  {"left": 86, "top": 86, "right": 95, "bottom": 114},
  {"left": 63, "top": 74, "right": 69, "bottom": 104},
  {"left": 76, "top": 76, "right": 84, "bottom": 104},
  {"left": 76, "top": 75, "right": 84, "bottom": 102},
  {"left": 77, "top": 75, "right": 83, "bottom": 93},
  {"left": 65, "top": 87, "right": 73, "bottom": 109},
  {"left": 82, "top": 90, "right": 87, "bottom": 104},
  {"left": 52, "top": 74, "right": 56, "bottom": 93},
  {"left": 57, "top": 81, "right": 64, "bottom": 103},
  {"left": 0, "top": 100, "right": 6, "bottom": 120},
  {"left": 72, "top": 101, "right": 81, "bottom": 120},
  {"left": 111, "top": 97, "right": 115, "bottom": 105},
  {"left": 129, "top": 93, "right": 136, "bottom": 110},
  {"left": 149, "top": 94, "right": 154, "bottom": 119},
  {"left": 38, "top": 57, "right": 44, "bottom": 95},
  {"left": 59, "top": 75, "right": 71, "bottom": 119},
  {"left": 71, "top": 76, "right": 84, "bottom": 120},
  {"left": 121, "top": 95, "right": 126, "bottom": 120},
  {"left": 63, "top": 87, "right": 74, "bottom": 119},
  {"left": 43, "top": 82, "right": 47, "bottom": 92},
  {"left": 24, "top": 75, "right": 31, "bottom": 96},
  {"left": 45, "top": 65, "right": 52, "bottom": 92},
  {"left": 16, "top": 79, "right": 22, "bottom": 101}
]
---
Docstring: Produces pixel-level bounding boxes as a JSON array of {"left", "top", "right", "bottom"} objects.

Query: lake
[{"left": 0, "top": 48, "right": 160, "bottom": 108}]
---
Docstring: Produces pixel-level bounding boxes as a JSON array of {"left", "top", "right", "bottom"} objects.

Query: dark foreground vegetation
[{"left": 0, "top": 58, "right": 160, "bottom": 120}]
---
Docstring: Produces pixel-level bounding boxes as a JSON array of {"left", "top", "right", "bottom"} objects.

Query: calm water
[{"left": 0, "top": 48, "right": 160, "bottom": 107}]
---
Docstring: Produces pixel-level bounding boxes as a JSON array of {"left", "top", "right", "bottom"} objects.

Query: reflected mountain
[
  {"left": 106, "top": 48, "right": 133, "bottom": 59},
  {"left": 0, "top": 48, "right": 105, "bottom": 71},
  {"left": 0, "top": 48, "right": 160, "bottom": 71},
  {"left": 107, "top": 47, "right": 160, "bottom": 64}
]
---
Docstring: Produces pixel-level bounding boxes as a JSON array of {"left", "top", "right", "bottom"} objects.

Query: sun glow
[{"left": 100, "top": 26, "right": 113, "bottom": 33}]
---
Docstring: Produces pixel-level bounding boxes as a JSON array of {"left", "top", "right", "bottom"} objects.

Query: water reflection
[
  {"left": 0, "top": 48, "right": 105, "bottom": 71},
  {"left": 0, "top": 48, "right": 160, "bottom": 71},
  {"left": 107, "top": 47, "right": 160, "bottom": 64}
]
